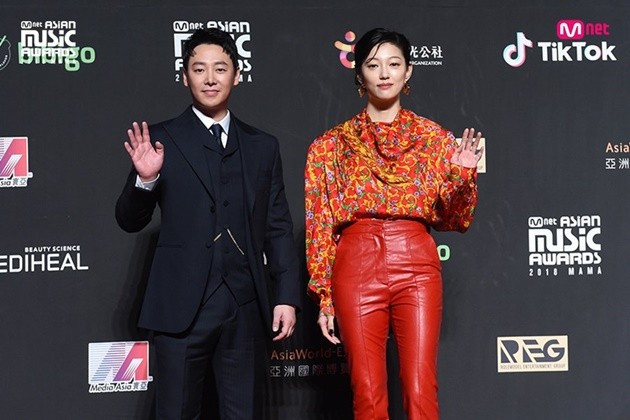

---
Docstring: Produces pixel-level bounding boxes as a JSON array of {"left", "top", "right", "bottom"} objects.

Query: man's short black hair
[{"left": 182, "top": 28, "right": 239, "bottom": 71}]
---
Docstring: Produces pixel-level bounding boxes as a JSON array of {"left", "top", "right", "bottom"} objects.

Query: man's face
[{"left": 183, "top": 43, "right": 240, "bottom": 120}]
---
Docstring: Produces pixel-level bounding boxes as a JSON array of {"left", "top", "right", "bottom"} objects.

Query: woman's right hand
[{"left": 317, "top": 311, "right": 341, "bottom": 345}]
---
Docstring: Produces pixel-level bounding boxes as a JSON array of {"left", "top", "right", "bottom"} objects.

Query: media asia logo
[
  {"left": 528, "top": 215, "right": 602, "bottom": 277},
  {"left": 172, "top": 20, "right": 253, "bottom": 83},
  {"left": 497, "top": 335, "right": 569, "bottom": 373},
  {"left": 0, "top": 137, "right": 33, "bottom": 188},
  {"left": 18, "top": 20, "right": 96, "bottom": 72},
  {"left": 88, "top": 341, "right": 153, "bottom": 393},
  {"left": 334, "top": 30, "right": 444, "bottom": 69},
  {"left": 503, "top": 19, "right": 616, "bottom": 67}
]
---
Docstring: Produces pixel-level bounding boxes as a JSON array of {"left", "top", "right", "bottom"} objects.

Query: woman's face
[{"left": 358, "top": 42, "right": 412, "bottom": 104}]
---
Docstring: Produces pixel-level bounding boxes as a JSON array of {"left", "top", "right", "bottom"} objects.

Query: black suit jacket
[{"left": 115, "top": 107, "right": 300, "bottom": 334}]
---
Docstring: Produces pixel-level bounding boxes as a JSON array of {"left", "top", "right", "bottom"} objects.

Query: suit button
[
  {"left": 221, "top": 177, "right": 229, "bottom": 184},
  {"left": 205, "top": 240, "right": 213, "bottom": 248},
  {"left": 223, "top": 200, "right": 229, "bottom": 207},
  {"left": 223, "top": 272, "right": 229, "bottom": 277},
  {"left": 223, "top": 247, "right": 229, "bottom": 254},
  {"left": 210, "top": 205, "right": 216, "bottom": 213}
]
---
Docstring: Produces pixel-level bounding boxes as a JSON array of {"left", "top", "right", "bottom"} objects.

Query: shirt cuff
[{"left": 135, "top": 174, "right": 160, "bottom": 191}]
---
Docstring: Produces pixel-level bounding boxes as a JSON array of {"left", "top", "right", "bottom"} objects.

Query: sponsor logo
[
  {"left": 18, "top": 20, "right": 96, "bottom": 72},
  {"left": 0, "top": 35, "right": 11, "bottom": 71},
  {"left": 556, "top": 20, "right": 609, "bottom": 40},
  {"left": 0, "top": 245, "right": 89, "bottom": 273},
  {"left": 503, "top": 32, "right": 533, "bottom": 67},
  {"left": 173, "top": 20, "right": 253, "bottom": 83},
  {"left": 498, "top": 335, "right": 569, "bottom": 373},
  {"left": 335, "top": 30, "right": 444, "bottom": 68},
  {"left": 528, "top": 215, "right": 602, "bottom": 277},
  {"left": 604, "top": 141, "right": 630, "bottom": 171},
  {"left": 0, "top": 137, "right": 33, "bottom": 187},
  {"left": 334, "top": 31, "right": 356, "bottom": 69},
  {"left": 269, "top": 346, "right": 348, "bottom": 378},
  {"left": 503, "top": 19, "right": 616, "bottom": 67},
  {"left": 410, "top": 44, "right": 443, "bottom": 66},
  {"left": 88, "top": 341, "right": 153, "bottom": 393}
]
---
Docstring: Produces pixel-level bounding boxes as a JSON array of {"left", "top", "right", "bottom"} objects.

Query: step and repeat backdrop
[{"left": 1, "top": 1, "right": 629, "bottom": 419}]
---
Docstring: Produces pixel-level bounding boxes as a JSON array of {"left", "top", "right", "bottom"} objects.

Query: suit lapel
[{"left": 161, "top": 107, "right": 216, "bottom": 201}]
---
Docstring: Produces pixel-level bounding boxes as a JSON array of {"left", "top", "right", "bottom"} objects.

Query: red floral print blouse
[{"left": 305, "top": 108, "right": 478, "bottom": 315}]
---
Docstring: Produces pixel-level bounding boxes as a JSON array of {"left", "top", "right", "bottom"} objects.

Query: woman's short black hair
[{"left": 354, "top": 28, "right": 411, "bottom": 85}]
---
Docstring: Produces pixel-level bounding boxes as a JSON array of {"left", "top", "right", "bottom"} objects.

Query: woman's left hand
[{"left": 451, "top": 128, "right": 484, "bottom": 168}]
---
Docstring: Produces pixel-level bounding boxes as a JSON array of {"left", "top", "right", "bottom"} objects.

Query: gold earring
[
  {"left": 357, "top": 85, "right": 366, "bottom": 97},
  {"left": 402, "top": 81, "right": 411, "bottom": 95}
]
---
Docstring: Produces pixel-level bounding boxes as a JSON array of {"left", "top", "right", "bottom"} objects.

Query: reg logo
[{"left": 497, "top": 335, "right": 569, "bottom": 373}]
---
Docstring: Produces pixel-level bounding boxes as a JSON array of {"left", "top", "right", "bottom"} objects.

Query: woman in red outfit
[{"left": 305, "top": 28, "right": 484, "bottom": 419}]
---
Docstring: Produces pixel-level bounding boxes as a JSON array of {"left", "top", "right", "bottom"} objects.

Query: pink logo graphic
[
  {"left": 557, "top": 20, "right": 585, "bottom": 40},
  {"left": 334, "top": 31, "right": 356, "bottom": 68},
  {"left": 557, "top": 19, "right": 610, "bottom": 40},
  {"left": 0, "top": 137, "right": 33, "bottom": 187},
  {"left": 89, "top": 341, "right": 151, "bottom": 385}
]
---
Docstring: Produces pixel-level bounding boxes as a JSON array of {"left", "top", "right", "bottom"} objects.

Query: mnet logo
[
  {"left": 497, "top": 335, "right": 569, "bottom": 373},
  {"left": 0, "top": 137, "right": 33, "bottom": 188},
  {"left": 173, "top": 21, "right": 189, "bottom": 32},
  {"left": 88, "top": 341, "right": 153, "bottom": 393},
  {"left": 556, "top": 19, "right": 610, "bottom": 40}
]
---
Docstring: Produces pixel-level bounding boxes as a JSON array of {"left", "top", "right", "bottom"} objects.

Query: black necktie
[{"left": 210, "top": 123, "right": 223, "bottom": 149}]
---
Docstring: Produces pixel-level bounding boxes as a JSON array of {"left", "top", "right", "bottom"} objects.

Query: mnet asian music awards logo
[
  {"left": 503, "top": 19, "right": 616, "bottom": 67},
  {"left": 88, "top": 341, "right": 153, "bottom": 393},
  {"left": 172, "top": 20, "right": 253, "bottom": 84},
  {"left": 497, "top": 335, "right": 569, "bottom": 373},
  {"left": 528, "top": 215, "right": 602, "bottom": 277},
  {"left": 0, "top": 137, "right": 33, "bottom": 188},
  {"left": 18, "top": 20, "right": 96, "bottom": 72},
  {"left": 0, "top": 35, "right": 11, "bottom": 71},
  {"left": 334, "top": 30, "right": 443, "bottom": 68}
]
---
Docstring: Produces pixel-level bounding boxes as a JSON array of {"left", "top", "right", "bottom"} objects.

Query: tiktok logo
[
  {"left": 503, "top": 32, "right": 533, "bottom": 67},
  {"left": 334, "top": 31, "right": 356, "bottom": 68}
]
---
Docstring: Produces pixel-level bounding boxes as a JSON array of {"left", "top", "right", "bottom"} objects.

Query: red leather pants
[{"left": 333, "top": 219, "right": 442, "bottom": 420}]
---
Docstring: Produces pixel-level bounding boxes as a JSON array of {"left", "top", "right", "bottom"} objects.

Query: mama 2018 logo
[
  {"left": 18, "top": 20, "right": 96, "bottom": 72},
  {"left": 172, "top": 20, "right": 253, "bottom": 83},
  {"left": 528, "top": 215, "right": 602, "bottom": 277}
]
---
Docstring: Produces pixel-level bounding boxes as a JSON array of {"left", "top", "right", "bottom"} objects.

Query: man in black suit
[{"left": 115, "top": 28, "right": 300, "bottom": 419}]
